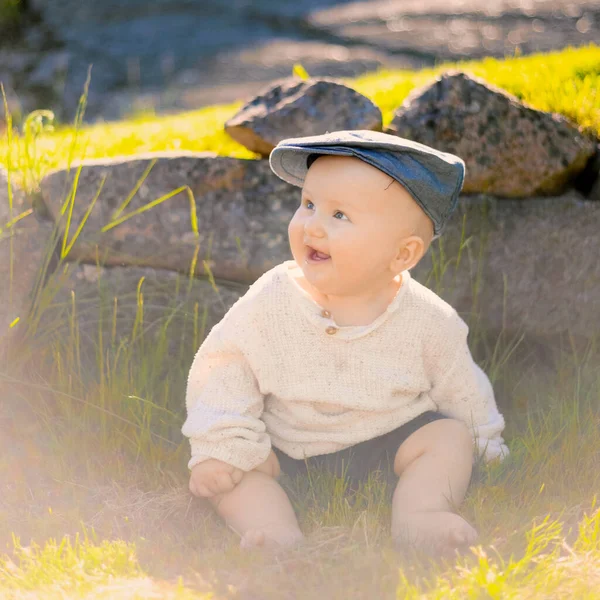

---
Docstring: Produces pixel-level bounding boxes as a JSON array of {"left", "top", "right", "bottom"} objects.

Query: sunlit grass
[
  {"left": 397, "top": 509, "right": 600, "bottom": 599},
  {"left": 1, "top": 391, "right": 600, "bottom": 600},
  {"left": 1, "top": 102, "right": 255, "bottom": 192},
  {"left": 2, "top": 45, "right": 600, "bottom": 191},
  {"left": 0, "top": 534, "right": 205, "bottom": 599}
]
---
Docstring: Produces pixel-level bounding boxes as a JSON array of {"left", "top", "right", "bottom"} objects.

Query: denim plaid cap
[{"left": 269, "top": 130, "right": 466, "bottom": 236}]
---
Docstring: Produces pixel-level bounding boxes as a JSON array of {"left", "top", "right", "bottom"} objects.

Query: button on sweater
[{"left": 182, "top": 260, "right": 509, "bottom": 471}]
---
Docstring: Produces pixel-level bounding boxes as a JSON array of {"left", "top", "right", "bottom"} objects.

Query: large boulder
[
  {"left": 40, "top": 153, "right": 299, "bottom": 286},
  {"left": 412, "top": 191, "right": 600, "bottom": 340},
  {"left": 36, "top": 263, "right": 247, "bottom": 370},
  {"left": 0, "top": 170, "right": 56, "bottom": 366},
  {"left": 38, "top": 155, "right": 600, "bottom": 342},
  {"left": 389, "top": 72, "right": 596, "bottom": 197},
  {"left": 224, "top": 77, "right": 382, "bottom": 156}
]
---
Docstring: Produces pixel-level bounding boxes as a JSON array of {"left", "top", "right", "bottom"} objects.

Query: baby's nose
[{"left": 304, "top": 213, "right": 326, "bottom": 237}]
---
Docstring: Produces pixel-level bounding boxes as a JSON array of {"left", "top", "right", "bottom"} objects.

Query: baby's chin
[{"left": 298, "top": 268, "right": 344, "bottom": 297}]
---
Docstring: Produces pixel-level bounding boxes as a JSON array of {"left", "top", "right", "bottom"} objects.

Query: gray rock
[
  {"left": 40, "top": 153, "right": 600, "bottom": 341},
  {"left": 36, "top": 263, "right": 247, "bottom": 370},
  {"left": 412, "top": 191, "right": 600, "bottom": 339},
  {"left": 40, "top": 153, "right": 299, "bottom": 285},
  {"left": 389, "top": 72, "right": 596, "bottom": 197},
  {"left": 0, "top": 171, "right": 56, "bottom": 366},
  {"left": 224, "top": 77, "right": 382, "bottom": 156}
]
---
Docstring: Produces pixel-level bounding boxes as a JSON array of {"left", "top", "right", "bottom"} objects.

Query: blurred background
[{"left": 1, "top": 0, "right": 600, "bottom": 123}]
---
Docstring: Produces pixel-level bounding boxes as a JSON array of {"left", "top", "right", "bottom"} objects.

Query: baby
[{"left": 182, "top": 130, "right": 509, "bottom": 555}]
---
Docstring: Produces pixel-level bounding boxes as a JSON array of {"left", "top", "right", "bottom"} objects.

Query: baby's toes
[
  {"left": 444, "top": 519, "right": 478, "bottom": 553},
  {"left": 240, "top": 529, "right": 266, "bottom": 550},
  {"left": 454, "top": 520, "right": 478, "bottom": 544},
  {"left": 240, "top": 527, "right": 304, "bottom": 550}
]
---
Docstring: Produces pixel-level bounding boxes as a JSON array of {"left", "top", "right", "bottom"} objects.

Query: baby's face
[{"left": 288, "top": 155, "right": 429, "bottom": 298}]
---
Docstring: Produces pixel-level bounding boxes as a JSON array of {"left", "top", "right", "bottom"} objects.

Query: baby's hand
[{"left": 189, "top": 458, "right": 244, "bottom": 498}]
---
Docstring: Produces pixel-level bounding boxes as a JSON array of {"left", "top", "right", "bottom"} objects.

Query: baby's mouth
[{"left": 306, "top": 246, "right": 331, "bottom": 262}]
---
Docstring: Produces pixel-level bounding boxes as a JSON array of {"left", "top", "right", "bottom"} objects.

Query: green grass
[
  {"left": 1, "top": 356, "right": 600, "bottom": 599},
  {"left": 0, "top": 533, "right": 205, "bottom": 599},
  {"left": 0, "top": 0, "right": 24, "bottom": 32},
  {"left": 1, "top": 501, "right": 600, "bottom": 599},
  {"left": 1, "top": 44, "right": 600, "bottom": 598}
]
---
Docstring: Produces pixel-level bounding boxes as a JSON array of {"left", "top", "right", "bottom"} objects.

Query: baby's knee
[
  {"left": 394, "top": 417, "right": 472, "bottom": 476},
  {"left": 433, "top": 418, "right": 473, "bottom": 451}
]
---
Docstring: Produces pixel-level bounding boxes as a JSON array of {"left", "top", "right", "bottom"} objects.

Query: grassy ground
[
  {"left": 2, "top": 341, "right": 599, "bottom": 599},
  {"left": 1, "top": 45, "right": 600, "bottom": 598}
]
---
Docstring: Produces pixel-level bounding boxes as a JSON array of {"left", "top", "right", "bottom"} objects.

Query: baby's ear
[{"left": 395, "top": 235, "right": 426, "bottom": 272}]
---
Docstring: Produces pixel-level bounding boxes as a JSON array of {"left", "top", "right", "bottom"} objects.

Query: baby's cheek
[
  {"left": 287, "top": 219, "right": 301, "bottom": 248},
  {"left": 288, "top": 215, "right": 303, "bottom": 239},
  {"left": 334, "top": 238, "right": 364, "bottom": 265}
]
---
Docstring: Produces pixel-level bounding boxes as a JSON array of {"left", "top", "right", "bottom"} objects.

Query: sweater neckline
[{"left": 280, "top": 260, "right": 411, "bottom": 340}]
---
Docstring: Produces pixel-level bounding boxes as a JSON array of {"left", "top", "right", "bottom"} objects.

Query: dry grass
[{"left": 1, "top": 340, "right": 599, "bottom": 598}]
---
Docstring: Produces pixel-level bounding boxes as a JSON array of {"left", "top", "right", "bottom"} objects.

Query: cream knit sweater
[{"left": 182, "top": 260, "right": 509, "bottom": 471}]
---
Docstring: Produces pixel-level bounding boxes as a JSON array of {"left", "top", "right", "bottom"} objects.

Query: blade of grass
[
  {"left": 111, "top": 157, "right": 157, "bottom": 220},
  {"left": 66, "top": 66, "right": 92, "bottom": 172},
  {"left": 61, "top": 172, "right": 107, "bottom": 259},
  {"left": 101, "top": 185, "right": 189, "bottom": 232},
  {"left": 0, "top": 207, "right": 32, "bottom": 234},
  {"left": 1, "top": 84, "right": 15, "bottom": 302}
]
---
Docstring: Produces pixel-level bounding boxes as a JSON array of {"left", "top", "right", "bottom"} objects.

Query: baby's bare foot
[
  {"left": 393, "top": 511, "right": 478, "bottom": 556},
  {"left": 240, "top": 526, "right": 304, "bottom": 550}
]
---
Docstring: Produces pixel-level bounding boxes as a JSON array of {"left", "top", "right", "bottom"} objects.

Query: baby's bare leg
[
  {"left": 391, "top": 418, "right": 478, "bottom": 555},
  {"left": 209, "top": 452, "right": 303, "bottom": 549}
]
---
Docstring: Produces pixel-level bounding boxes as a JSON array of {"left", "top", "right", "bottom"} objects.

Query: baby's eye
[
  {"left": 303, "top": 200, "right": 315, "bottom": 210},
  {"left": 333, "top": 211, "right": 348, "bottom": 220}
]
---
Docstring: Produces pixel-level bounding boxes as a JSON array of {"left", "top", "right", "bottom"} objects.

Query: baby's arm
[
  {"left": 429, "top": 317, "right": 509, "bottom": 463},
  {"left": 182, "top": 322, "right": 271, "bottom": 474}
]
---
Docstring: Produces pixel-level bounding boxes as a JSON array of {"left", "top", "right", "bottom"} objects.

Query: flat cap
[{"left": 269, "top": 130, "right": 465, "bottom": 235}]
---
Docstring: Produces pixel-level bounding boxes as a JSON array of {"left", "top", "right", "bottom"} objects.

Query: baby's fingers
[
  {"left": 189, "top": 479, "right": 214, "bottom": 498},
  {"left": 197, "top": 484, "right": 215, "bottom": 497},
  {"left": 231, "top": 468, "right": 244, "bottom": 485},
  {"left": 214, "top": 471, "right": 237, "bottom": 494}
]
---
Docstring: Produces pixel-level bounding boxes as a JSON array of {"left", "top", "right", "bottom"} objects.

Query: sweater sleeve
[
  {"left": 429, "top": 316, "right": 509, "bottom": 463},
  {"left": 181, "top": 322, "right": 271, "bottom": 472}
]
